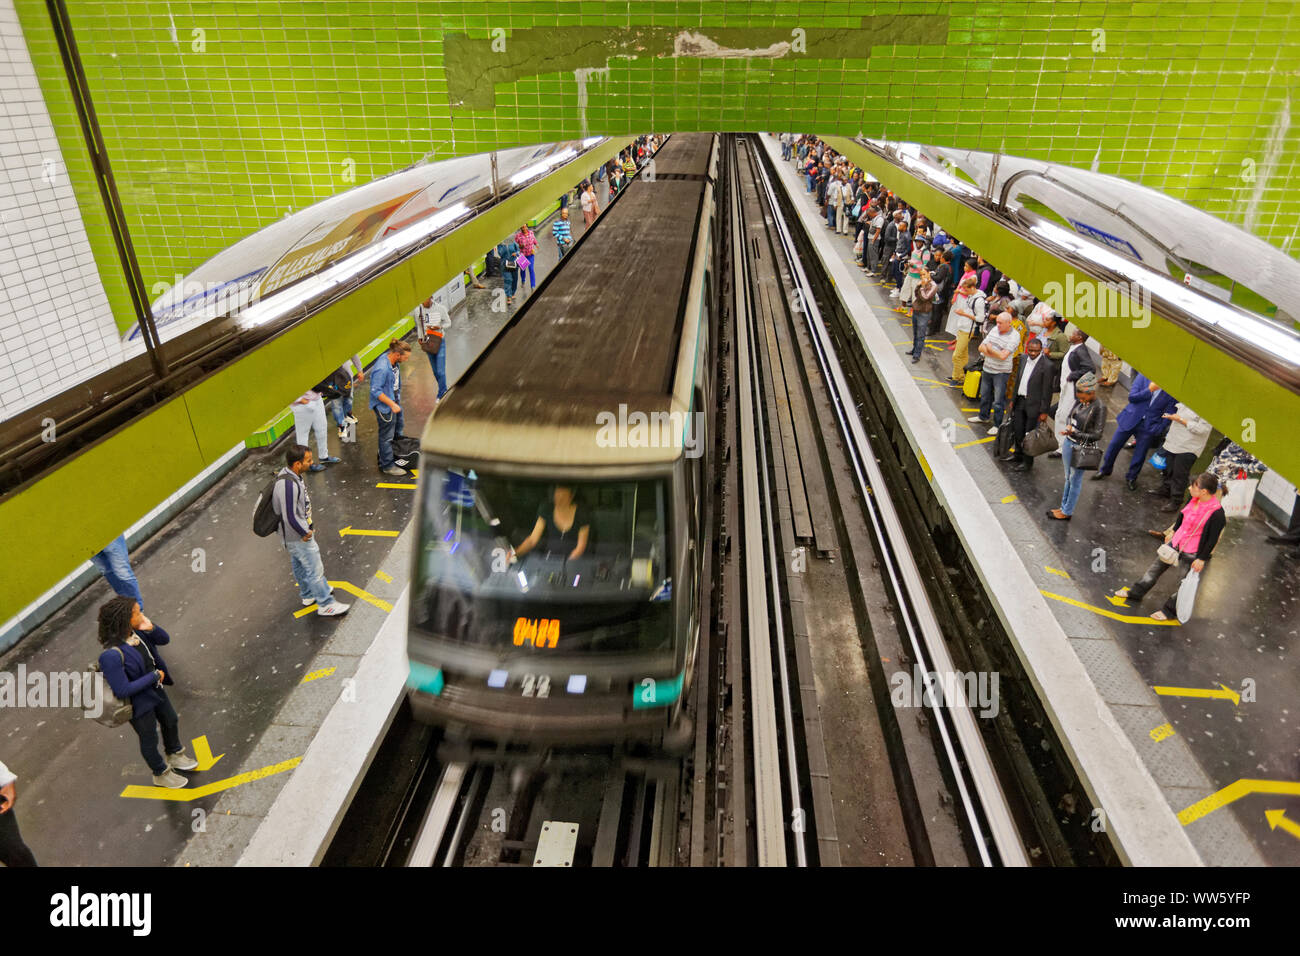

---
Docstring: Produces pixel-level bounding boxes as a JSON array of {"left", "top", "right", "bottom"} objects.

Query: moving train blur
[{"left": 406, "top": 133, "right": 720, "bottom": 748}]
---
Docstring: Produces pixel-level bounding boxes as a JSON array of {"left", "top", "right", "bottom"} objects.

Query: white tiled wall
[{"left": 0, "top": 0, "right": 120, "bottom": 423}]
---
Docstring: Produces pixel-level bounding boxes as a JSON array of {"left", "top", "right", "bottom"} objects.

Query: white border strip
[{"left": 760, "top": 135, "right": 1201, "bottom": 867}]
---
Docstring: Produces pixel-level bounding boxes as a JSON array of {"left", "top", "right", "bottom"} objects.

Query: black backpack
[{"left": 253, "top": 475, "right": 284, "bottom": 537}]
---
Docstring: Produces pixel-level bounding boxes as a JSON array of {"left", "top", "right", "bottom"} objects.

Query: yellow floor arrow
[
  {"left": 338, "top": 526, "right": 400, "bottom": 538},
  {"left": 1179, "top": 779, "right": 1300, "bottom": 825},
  {"left": 1040, "top": 590, "right": 1180, "bottom": 626},
  {"left": 1265, "top": 809, "right": 1300, "bottom": 842},
  {"left": 192, "top": 734, "right": 224, "bottom": 771},
  {"left": 121, "top": 757, "right": 301, "bottom": 802},
  {"left": 1153, "top": 682, "right": 1240, "bottom": 706}
]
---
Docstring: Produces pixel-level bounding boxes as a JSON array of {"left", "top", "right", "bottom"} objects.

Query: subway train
[{"left": 406, "top": 133, "right": 721, "bottom": 749}]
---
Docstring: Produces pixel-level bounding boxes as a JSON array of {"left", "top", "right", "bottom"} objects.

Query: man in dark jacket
[
  {"left": 878, "top": 213, "right": 900, "bottom": 276},
  {"left": 1092, "top": 374, "right": 1177, "bottom": 489},
  {"left": 1002, "top": 337, "right": 1055, "bottom": 471}
]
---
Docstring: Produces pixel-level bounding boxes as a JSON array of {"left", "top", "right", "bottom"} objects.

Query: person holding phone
[{"left": 96, "top": 596, "right": 200, "bottom": 789}]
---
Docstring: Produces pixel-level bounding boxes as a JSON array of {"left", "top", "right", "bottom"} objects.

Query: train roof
[
  {"left": 422, "top": 136, "right": 714, "bottom": 469},
  {"left": 650, "top": 133, "right": 714, "bottom": 178}
]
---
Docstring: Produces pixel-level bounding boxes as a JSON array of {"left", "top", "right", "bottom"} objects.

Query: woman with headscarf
[{"left": 1048, "top": 371, "right": 1106, "bottom": 521}]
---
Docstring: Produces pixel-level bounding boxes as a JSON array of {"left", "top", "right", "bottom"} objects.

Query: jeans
[
  {"left": 427, "top": 345, "right": 447, "bottom": 399},
  {"left": 129, "top": 687, "right": 182, "bottom": 776},
  {"left": 910, "top": 311, "right": 931, "bottom": 359},
  {"left": 0, "top": 807, "right": 37, "bottom": 867},
  {"left": 1100, "top": 425, "right": 1161, "bottom": 481},
  {"left": 1127, "top": 550, "right": 1198, "bottom": 617},
  {"left": 374, "top": 405, "right": 405, "bottom": 468},
  {"left": 286, "top": 536, "right": 334, "bottom": 605},
  {"left": 979, "top": 371, "right": 1011, "bottom": 426},
  {"left": 91, "top": 535, "right": 143, "bottom": 607},
  {"left": 504, "top": 268, "right": 518, "bottom": 298},
  {"left": 329, "top": 393, "right": 353, "bottom": 428},
  {"left": 292, "top": 395, "right": 331, "bottom": 460},
  {"left": 523, "top": 258, "right": 536, "bottom": 290},
  {"left": 1060, "top": 437, "right": 1087, "bottom": 516}
]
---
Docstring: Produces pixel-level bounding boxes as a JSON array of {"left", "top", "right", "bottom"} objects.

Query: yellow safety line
[
  {"left": 301, "top": 666, "right": 337, "bottom": 684},
  {"left": 377, "top": 482, "right": 417, "bottom": 490},
  {"left": 1149, "top": 722, "right": 1175, "bottom": 742},
  {"left": 918, "top": 454, "right": 933, "bottom": 482},
  {"left": 1044, "top": 566, "right": 1071, "bottom": 578},
  {"left": 121, "top": 757, "right": 302, "bottom": 801},
  {"left": 953, "top": 436, "right": 995, "bottom": 449},
  {"left": 1038, "top": 590, "right": 1181, "bottom": 626},
  {"left": 1153, "top": 683, "right": 1240, "bottom": 706},
  {"left": 294, "top": 580, "right": 393, "bottom": 617},
  {"left": 912, "top": 375, "right": 949, "bottom": 386},
  {"left": 1178, "top": 779, "right": 1300, "bottom": 826},
  {"left": 1000, "top": 494, "right": 1018, "bottom": 503},
  {"left": 375, "top": 570, "right": 393, "bottom": 583},
  {"left": 338, "top": 527, "right": 401, "bottom": 537}
]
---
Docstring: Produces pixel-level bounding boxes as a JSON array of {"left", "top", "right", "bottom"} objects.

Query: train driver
[{"left": 512, "top": 485, "right": 590, "bottom": 561}]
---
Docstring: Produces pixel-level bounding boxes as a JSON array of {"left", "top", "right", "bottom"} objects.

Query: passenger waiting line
[{"left": 780, "top": 133, "right": 1278, "bottom": 627}]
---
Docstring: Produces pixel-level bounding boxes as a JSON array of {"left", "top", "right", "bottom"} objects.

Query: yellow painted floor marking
[
  {"left": 1106, "top": 593, "right": 1130, "bottom": 607},
  {"left": 1038, "top": 590, "right": 1180, "bottom": 626},
  {"left": 961, "top": 407, "right": 979, "bottom": 412},
  {"left": 1149, "top": 723, "right": 1176, "bottom": 742},
  {"left": 1265, "top": 810, "right": 1300, "bottom": 841},
  {"left": 122, "top": 757, "right": 302, "bottom": 801},
  {"left": 192, "top": 735, "right": 224, "bottom": 771},
  {"left": 301, "top": 666, "right": 337, "bottom": 684},
  {"left": 1178, "top": 779, "right": 1300, "bottom": 826},
  {"left": 1153, "top": 683, "right": 1240, "bottom": 706},
  {"left": 338, "top": 525, "right": 400, "bottom": 538},
  {"left": 377, "top": 482, "right": 417, "bottom": 490},
  {"left": 375, "top": 570, "right": 393, "bottom": 583},
  {"left": 912, "top": 375, "right": 949, "bottom": 386},
  {"left": 1001, "top": 494, "right": 1018, "bottom": 504},
  {"left": 918, "top": 454, "right": 933, "bottom": 482},
  {"left": 953, "top": 436, "right": 996, "bottom": 449},
  {"left": 1044, "top": 566, "right": 1071, "bottom": 579},
  {"left": 330, "top": 580, "right": 394, "bottom": 612}
]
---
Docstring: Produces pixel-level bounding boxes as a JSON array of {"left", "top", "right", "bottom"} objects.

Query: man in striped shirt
[{"left": 553, "top": 207, "right": 573, "bottom": 258}]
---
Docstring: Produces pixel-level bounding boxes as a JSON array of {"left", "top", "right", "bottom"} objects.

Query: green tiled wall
[{"left": 13, "top": 0, "right": 1300, "bottom": 334}]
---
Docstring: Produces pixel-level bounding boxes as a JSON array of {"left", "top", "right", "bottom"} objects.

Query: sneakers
[
  {"left": 308, "top": 463, "right": 326, "bottom": 472},
  {"left": 301, "top": 597, "right": 317, "bottom": 607},
  {"left": 968, "top": 415, "right": 990, "bottom": 424},
  {"left": 338, "top": 426, "right": 348, "bottom": 440},
  {"left": 344, "top": 414, "right": 358, "bottom": 425},
  {"left": 167, "top": 751, "right": 199, "bottom": 771},
  {"left": 381, "top": 465, "right": 408, "bottom": 477},
  {"left": 319, "top": 456, "right": 341, "bottom": 465},
  {"left": 987, "top": 425, "right": 999, "bottom": 436},
  {"left": 152, "top": 770, "right": 188, "bottom": 789},
  {"left": 317, "top": 601, "right": 351, "bottom": 617}
]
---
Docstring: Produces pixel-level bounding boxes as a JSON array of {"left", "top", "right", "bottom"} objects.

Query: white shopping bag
[
  {"left": 1176, "top": 569, "right": 1200, "bottom": 623},
  {"left": 1221, "top": 478, "right": 1258, "bottom": 519}
]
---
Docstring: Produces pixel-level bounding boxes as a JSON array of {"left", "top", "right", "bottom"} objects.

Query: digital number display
[{"left": 514, "top": 617, "right": 560, "bottom": 649}]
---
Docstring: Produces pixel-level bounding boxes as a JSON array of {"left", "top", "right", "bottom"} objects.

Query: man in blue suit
[{"left": 1092, "top": 374, "right": 1177, "bottom": 489}]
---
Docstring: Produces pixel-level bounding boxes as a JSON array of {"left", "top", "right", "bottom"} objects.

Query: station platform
[
  {"left": 762, "top": 135, "right": 1300, "bottom": 866},
  {"left": 0, "top": 193, "right": 598, "bottom": 866}
]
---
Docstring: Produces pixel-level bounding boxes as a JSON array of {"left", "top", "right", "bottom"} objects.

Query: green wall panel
[{"left": 10, "top": 1, "right": 1299, "bottom": 337}]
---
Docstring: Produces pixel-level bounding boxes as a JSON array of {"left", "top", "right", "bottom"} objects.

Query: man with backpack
[{"left": 257, "top": 443, "right": 350, "bottom": 617}]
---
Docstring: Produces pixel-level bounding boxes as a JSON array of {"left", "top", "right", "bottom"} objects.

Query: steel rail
[{"left": 752, "top": 141, "right": 1030, "bottom": 867}]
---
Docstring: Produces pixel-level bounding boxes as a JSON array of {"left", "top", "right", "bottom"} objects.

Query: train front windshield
[{"left": 413, "top": 469, "right": 674, "bottom": 656}]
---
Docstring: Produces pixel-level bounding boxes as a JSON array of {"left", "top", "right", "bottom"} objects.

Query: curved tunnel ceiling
[{"left": 13, "top": 0, "right": 1299, "bottom": 337}]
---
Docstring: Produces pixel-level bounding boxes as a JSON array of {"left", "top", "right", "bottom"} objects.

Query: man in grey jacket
[
  {"left": 0, "top": 757, "right": 37, "bottom": 866},
  {"left": 273, "top": 444, "right": 350, "bottom": 617}
]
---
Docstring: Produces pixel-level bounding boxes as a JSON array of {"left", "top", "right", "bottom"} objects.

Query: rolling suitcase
[
  {"left": 962, "top": 368, "right": 982, "bottom": 400},
  {"left": 994, "top": 421, "right": 1014, "bottom": 457}
]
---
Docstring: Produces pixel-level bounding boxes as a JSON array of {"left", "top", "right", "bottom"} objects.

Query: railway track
[{"left": 330, "top": 133, "right": 1104, "bottom": 868}]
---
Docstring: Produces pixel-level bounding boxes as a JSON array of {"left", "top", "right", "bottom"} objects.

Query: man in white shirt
[
  {"left": 1151, "top": 402, "right": 1212, "bottom": 511},
  {"left": 414, "top": 295, "right": 449, "bottom": 399},
  {"left": 970, "top": 311, "right": 1020, "bottom": 434},
  {"left": 291, "top": 386, "right": 338, "bottom": 471}
]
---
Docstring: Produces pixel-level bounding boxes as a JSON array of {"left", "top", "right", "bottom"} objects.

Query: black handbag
[
  {"left": 1071, "top": 439, "right": 1102, "bottom": 471},
  {"left": 994, "top": 422, "right": 1014, "bottom": 457},
  {"left": 1021, "top": 419, "right": 1059, "bottom": 457}
]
